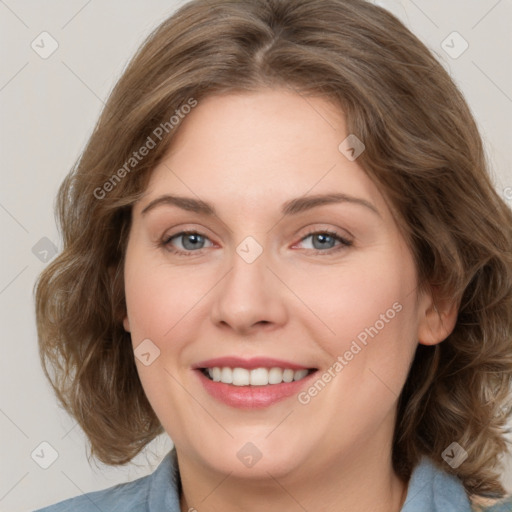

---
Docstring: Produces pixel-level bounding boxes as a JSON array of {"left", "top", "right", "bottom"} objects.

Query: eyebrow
[{"left": 140, "top": 192, "right": 381, "bottom": 217}]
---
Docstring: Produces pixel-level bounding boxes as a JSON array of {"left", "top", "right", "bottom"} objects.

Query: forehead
[{"left": 135, "top": 89, "right": 388, "bottom": 219}]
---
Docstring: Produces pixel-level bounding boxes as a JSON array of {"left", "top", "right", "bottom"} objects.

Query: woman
[{"left": 33, "top": 0, "right": 512, "bottom": 510}]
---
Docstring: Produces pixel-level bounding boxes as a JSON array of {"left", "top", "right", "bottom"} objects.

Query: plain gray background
[{"left": 1, "top": 1, "right": 511, "bottom": 510}]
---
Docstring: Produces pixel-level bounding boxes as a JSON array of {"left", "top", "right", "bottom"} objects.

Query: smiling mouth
[{"left": 199, "top": 367, "right": 317, "bottom": 386}]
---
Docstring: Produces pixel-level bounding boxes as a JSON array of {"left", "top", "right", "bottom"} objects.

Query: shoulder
[
  {"left": 32, "top": 449, "right": 181, "bottom": 512},
  {"left": 471, "top": 496, "right": 512, "bottom": 512},
  {"left": 401, "top": 457, "right": 470, "bottom": 511},
  {"left": 32, "top": 476, "right": 150, "bottom": 512},
  {"left": 402, "top": 456, "right": 512, "bottom": 512}
]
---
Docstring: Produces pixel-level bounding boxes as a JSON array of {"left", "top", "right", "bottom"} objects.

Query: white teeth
[
  {"left": 250, "top": 368, "right": 268, "bottom": 386},
  {"left": 283, "top": 369, "right": 295, "bottom": 383},
  {"left": 232, "top": 368, "right": 250, "bottom": 386},
  {"left": 268, "top": 367, "right": 283, "bottom": 384},
  {"left": 293, "top": 369, "right": 309, "bottom": 381},
  {"left": 204, "top": 366, "right": 312, "bottom": 386},
  {"left": 220, "top": 367, "right": 233, "bottom": 384}
]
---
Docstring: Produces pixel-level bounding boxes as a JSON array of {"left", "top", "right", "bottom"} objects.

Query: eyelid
[
  {"left": 293, "top": 222, "right": 353, "bottom": 243},
  {"left": 160, "top": 224, "right": 217, "bottom": 244},
  {"left": 292, "top": 227, "right": 353, "bottom": 252},
  {"left": 162, "top": 229, "right": 215, "bottom": 248}
]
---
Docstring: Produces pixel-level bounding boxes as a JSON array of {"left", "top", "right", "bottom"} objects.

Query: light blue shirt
[{"left": 34, "top": 449, "right": 512, "bottom": 511}]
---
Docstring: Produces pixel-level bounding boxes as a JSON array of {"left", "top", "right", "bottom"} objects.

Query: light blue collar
[{"left": 401, "top": 456, "right": 472, "bottom": 511}]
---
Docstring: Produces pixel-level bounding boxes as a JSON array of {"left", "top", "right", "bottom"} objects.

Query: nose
[{"left": 209, "top": 245, "right": 288, "bottom": 336}]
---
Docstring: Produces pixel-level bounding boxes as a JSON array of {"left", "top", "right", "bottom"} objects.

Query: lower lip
[{"left": 195, "top": 369, "right": 317, "bottom": 409}]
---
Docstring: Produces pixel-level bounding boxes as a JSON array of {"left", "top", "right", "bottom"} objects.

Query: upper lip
[{"left": 192, "top": 356, "right": 316, "bottom": 371}]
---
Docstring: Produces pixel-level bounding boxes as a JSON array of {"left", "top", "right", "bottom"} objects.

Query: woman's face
[{"left": 123, "top": 89, "right": 439, "bottom": 479}]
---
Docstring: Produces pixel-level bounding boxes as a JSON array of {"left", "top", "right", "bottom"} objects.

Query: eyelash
[{"left": 160, "top": 228, "right": 353, "bottom": 257}]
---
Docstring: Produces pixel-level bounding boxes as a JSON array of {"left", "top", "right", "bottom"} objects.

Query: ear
[
  {"left": 123, "top": 315, "right": 131, "bottom": 333},
  {"left": 107, "top": 264, "right": 131, "bottom": 333},
  {"left": 417, "top": 286, "right": 458, "bottom": 346}
]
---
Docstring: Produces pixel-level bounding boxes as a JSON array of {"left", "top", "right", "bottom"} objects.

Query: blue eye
[
  {"left": 162, "top": 231, "right": 213, "bottom": 256},
  {"left": 298, "top": 230, "right": 353, "bottom": 253}
]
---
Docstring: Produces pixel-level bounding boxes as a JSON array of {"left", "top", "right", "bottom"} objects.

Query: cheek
[
  {"left": 124, "top": 250, "right": 209, "bottom": 343},
  {"left": 292, "top": 254, "right": 420, "bottom": 435},
  {"left": 290, "top": 247, "right": 420, "bottom": 383},
  {"left": 298, "top": 253, "right": 415, "bottom": 330},
  {"left": 123, "top": 247, "right": 204, "bottom": 436}
]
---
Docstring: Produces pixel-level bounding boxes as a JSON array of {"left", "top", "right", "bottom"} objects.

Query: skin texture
[{"left": 123, "top": 89, "right": 457, "bottom": 512}]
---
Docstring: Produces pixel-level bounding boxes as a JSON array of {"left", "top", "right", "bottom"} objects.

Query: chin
[{"left": 189, "top": 432, "right": 312, "bottom": 480}]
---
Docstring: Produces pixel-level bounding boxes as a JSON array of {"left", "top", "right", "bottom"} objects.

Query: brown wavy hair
[{"left": 34, "top": 0, "right": 512, "bottom": 502}]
